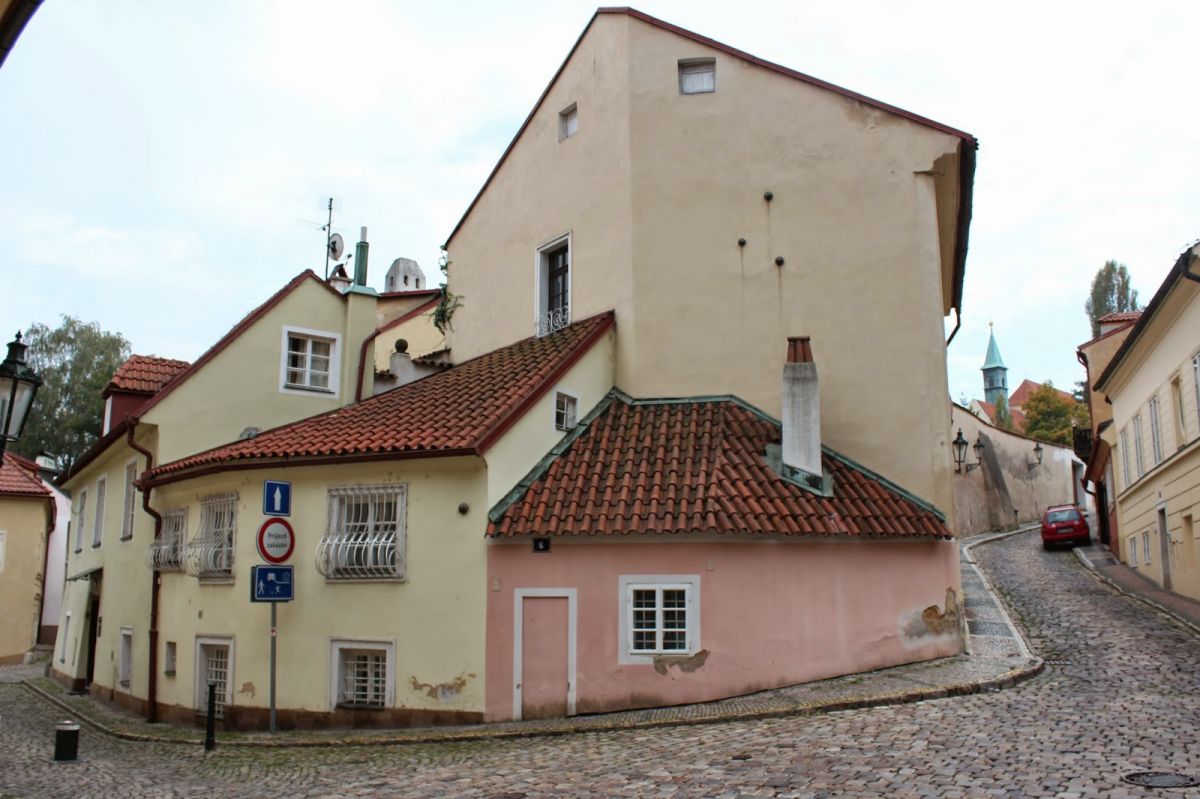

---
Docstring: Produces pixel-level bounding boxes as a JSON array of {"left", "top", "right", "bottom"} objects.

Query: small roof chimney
[
  {"left": 353, "top": 226, "right": 369, "bottom": 287},
  {"left": 782, "top": 336, "right": 821, "bottom": 481}
]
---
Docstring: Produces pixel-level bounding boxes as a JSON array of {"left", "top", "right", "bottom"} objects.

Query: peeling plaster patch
[
  {"left": 238, "top": 681, "right": 256, "bottom": 700},
  {"left": 899, "top": 588, "right": 962, "bottom": 645},
  {"left": 652, "top": 649, "right": 709, "bottom": 676},
  {"left": 410, "top": 671, "right": 475, "bottom": 702}
]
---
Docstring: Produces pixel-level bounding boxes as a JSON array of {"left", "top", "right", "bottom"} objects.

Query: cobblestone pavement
[{"left": 3, "top": 530, "right": 1198, "bottom": 798}]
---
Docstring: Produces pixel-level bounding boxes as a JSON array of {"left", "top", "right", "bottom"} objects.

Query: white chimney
[{"left": 782, "top": 336, "right": 821, "bottom": 478}]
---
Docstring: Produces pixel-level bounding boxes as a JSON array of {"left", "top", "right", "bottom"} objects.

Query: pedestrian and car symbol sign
[
  {"left": 256, "top": 518, "right": 295, "bottom": 564},
  {"left": 251, "top": 565, "right": 294, "bottom": 602},
  {"left": 263, "top": 480, "right": 291, "bottom": 516}
]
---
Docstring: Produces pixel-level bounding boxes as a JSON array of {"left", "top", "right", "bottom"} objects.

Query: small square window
[
  {"left": 559, "top": 103, "right": 578, "bottom": 140},
  {"left": 619, "top": 575, "right": 700, "bottom": 663},
  {"left": 331, "top": 640, "right": 394, "bottom": 709},
  {"left": 679, "top": 59, "right": 715, "bottom": 94},
  {"left": 555, "top": 392, "right": 578, "bottom": 431}
]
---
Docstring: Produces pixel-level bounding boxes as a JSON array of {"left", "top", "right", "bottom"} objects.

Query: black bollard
[
  {"left": 204, "top": 682, "right": 217, "bottom": 751},
  {"left": 54, "top": 720, "right": 80, "bottom": 761}
]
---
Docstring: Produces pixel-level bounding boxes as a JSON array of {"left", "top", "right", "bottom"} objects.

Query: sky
[{"left": 1, "top": 1, "right": 1197, "bottom": 406}]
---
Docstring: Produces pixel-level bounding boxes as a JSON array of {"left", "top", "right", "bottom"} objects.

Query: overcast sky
[{"left": 2, "top": 1, "right": 1197, "bottom": 405}]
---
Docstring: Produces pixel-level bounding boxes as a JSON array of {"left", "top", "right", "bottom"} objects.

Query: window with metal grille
[
  {"left": 196, "top": 639, "right": 231, "bottom": 719},
  {"left": 338, "top": 648, "right": 388, "bottom": 708},
  {"left": 1149, "top": 396, "right": 1162, "bottom": 464},
  {"left": 283, "top": 330, "right": 336, "bottom": 392},
  {"left": 679, "top": 59, "right": 715, "bottom": 94},
  {"left": 92, "top": 477, "right": 106, "bottom": 548},
  {"left": 121, "top": 461, "right": 137, "bottom": 540},
  {"left": 164, "top": 641, "right": 177, "bottom": 676},
  {"left": 316, "top": 485, "right": 405, "bottom": 580},
  {"left": 535, "top": 235, "right": 571, "bottom": 337},
  {"left": 185, "top": 494, "right": 237, "bottom": 579},
  {"left": 628, "top": 585, "right": 691, "bottom": 654},
  {"left": 146, "top": 508, "right": 187, "bottom": 571},
  {"left": 555, "top": 392, "right": 578, "bottom": 431}
]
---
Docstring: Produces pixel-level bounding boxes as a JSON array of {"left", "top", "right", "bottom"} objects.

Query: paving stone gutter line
[
  {"left": 1072, "top": 546, "right": 1200, "bottom": 639},
  {"left": 18, "top": 528, "right": 1045, "bottom": 749}
]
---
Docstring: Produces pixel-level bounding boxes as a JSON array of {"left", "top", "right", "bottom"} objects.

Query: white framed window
[
  {"left": 185, "top": 494, "right": 237, "bottom": 580},
  {"left": 1149, "top": 396, "right": 1162, "bottom": 465},
  {"left": 554, "top": 392, "right": 578, "bottom": 431},
  {"left": 330, "top": 639, "right": 394, "bottom": 709},
  {"left": 164, "top": 641, "right": 177, "bottom": 676},
  {"left": 60, "top": 612, "right": 70, "bottom": 663},
  {"left": 618, "top": 575, "right": 700, "bottom": 664},
  {"left": 195, "top": 637, "right": 233, "bottom": 719},
  {"left": 1194, "top": 353, "right": 1200, "bottom": 433},
  {"left": 279, "top": 326, "right": 342, "bottom": 397},
  {"left": 316, "top": 485, "right": 406, "bottom": 580},
  {"left": 558, "top": 102, "right": 578, "bottom": 140},
  {"left": 146, "top": 508, "right": 187, "bottom": 571},
  {"left": 534, "top": 232, "right": 571, "bottom": 337},
  {"left": 91, "top": 477, "right": 106, "bottom": 548},
  {"left": 1143, "top": 530, "right": 1152, "bottom": 564},
  {"left": 1105, "top": 461, "right": 1115, "bottom": 511},
  {"left": 119, "top": 627, "right": 133, "bottom": 686},
  {"left": 1128, "top": 535, "right": 1138, "bottom": 566},
  {"left": 1120, "top": 429, "right": 1130, "bottom": 489},
  {"left": 679, "top": 58, "right": 716, "bottom": 94},
  {"left": 74, "top": 489, "right": 87, "bottom": 553},
  {"left": 1133, "top": 414, "right": 1145, "bottom": 478},
  {"left": 121, "top": 460, "right": 138, "bottom": 541}
]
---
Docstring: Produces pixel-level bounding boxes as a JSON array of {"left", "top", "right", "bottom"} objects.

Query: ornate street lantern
[
  {"left": 952, "top": 428, "right": 969, "bottom": 473},
  {"left": 0, "top": 332, "right": 42, "bottom": 455}
]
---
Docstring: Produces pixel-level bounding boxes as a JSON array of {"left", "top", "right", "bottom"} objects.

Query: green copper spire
[
  {"left": 982, "top": 323, "right": 1005, "bottom": 370},
  {"left": 981, "top": 322, "right": 1008, "bottom": 406}
]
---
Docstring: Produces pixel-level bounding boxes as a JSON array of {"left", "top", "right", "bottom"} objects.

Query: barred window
[
  {"left": 185, "top": 494, "right": 237, "bottom": 579},
  {"left": 340, "top": 649, "right": 387, "bottom": 707},
  {"left": 146, "top": 508, "right": 187, "bottom": 571},
  {"left": 316, "top": 485, "right": 406, "bottom": 580},
  {"left": 195, "top": 638, "right": 232, "bottom": 719}
]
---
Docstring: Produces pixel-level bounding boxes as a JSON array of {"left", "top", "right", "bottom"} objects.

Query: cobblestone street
[{"left": 3, "top": 530, "right": 1198, "bottom": 798}]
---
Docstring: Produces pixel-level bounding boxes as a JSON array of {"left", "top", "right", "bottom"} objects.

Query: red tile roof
[
  {"left": 488, "top": 393, "right": 949, "bottom": 539},
  {"left": 971, "top": 400, "right": 1026, "bottom": 432},
  {"left": 1008, "top": 379, "right": 1073, "bottom": 410},
  {"left": 1096, "top": 311, "right": 1142, "bottom": 323},
  {"left": 0, "top": 452, "right": 50, "bottom": 497},
  {"left": 147, "top": 313, "right": 615, "bottom": 483},
  {"left": 105, "top": 355, "right": 191, "bottom": 396}
]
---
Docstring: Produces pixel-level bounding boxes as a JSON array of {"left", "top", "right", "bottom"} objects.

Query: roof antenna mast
[{"left": 320, "top": 197, "right": 343, "bottom": 279}]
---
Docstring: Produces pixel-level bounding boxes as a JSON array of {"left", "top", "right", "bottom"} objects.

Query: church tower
[{"left": 981, "top": 323, "right": 1007, "bottom": 406}]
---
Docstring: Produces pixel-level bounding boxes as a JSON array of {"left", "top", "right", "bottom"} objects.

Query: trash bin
[{"left": 54, "top": 720, "right": 80, "bottom": 761}]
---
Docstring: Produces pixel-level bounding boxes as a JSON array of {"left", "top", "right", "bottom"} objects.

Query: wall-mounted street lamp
[
  {"left": 1027, "top": 441, "right": 1044, "bottom": 471},
  {"left": 953, "top": 429, "right": 985, "bottom": 473},
  {"left": 0, "top": 332, "right": 41, "bottom": 456}
]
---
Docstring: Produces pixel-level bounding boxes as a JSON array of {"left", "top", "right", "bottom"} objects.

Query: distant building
[
  {"left": 0, "top": 452, "right": 56, "bottom": 663},
  {"left": 969, "top": 325, "right": 1073, "bottom": 433}
]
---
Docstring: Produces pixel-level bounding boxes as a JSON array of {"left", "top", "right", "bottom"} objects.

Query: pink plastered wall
[{"left": 486, "top": 538, "right": 961, "bottom": 721}]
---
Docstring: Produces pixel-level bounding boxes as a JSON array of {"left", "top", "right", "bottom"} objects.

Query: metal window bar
[
  {"left": 185, "top": 494, "right": 237, "bottom": 578},
  {"left": 315, "top": 485, "right": 405, "bottom": 580},
  {"left": 536, "top": 307, "right": 571, "bottom": 337},
  {"left": 339, "top": 649, "right": 387, "bottom": 707},
  {"left": 200, "top": 644, "right": 229, "bottom": 719},
  {"left": 146, "top": 508, "right": 187, "bottom": 571}
]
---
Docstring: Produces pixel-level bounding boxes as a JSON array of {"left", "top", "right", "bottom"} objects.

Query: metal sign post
[
  {"left": 251, "top": 564, "right": 294, "bottom": 734},
  {"left": 270, "top": 602, "right": 277, "bottom": 734}
]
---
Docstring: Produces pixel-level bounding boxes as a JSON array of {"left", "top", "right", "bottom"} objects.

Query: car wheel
[{"left": 1042, "top": 541, "right": 1052, "bottom": 551}]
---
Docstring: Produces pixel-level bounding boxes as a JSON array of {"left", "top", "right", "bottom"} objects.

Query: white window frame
[
  {"left": 618, "top": 575, "right": 701, "bottom": 665},
  {"left": 164, "top": 640, "right": 177, "bottom": 676},
  {"left": 194, "top": 636, "right": 234, "bottom": 719},
  {"left": 1133, "top": 414, "right": 1145, "bottom": 478},
  {"left": 316, "top": 484, "right": 406, "bottom": 581},
  {"left": 679, "top": 58, "right": 716, "bottom": 94},
  {"left": 1194, "top": 353, "right": 1200, "bottom": 434},
  {"left": 558, "top": 102, "right": 578, "bottom": 141},
  {"left": 1143, "top": 530, "right": 1152, "bottom": 565},
  {"left": 1128, "top": 535, "right": 1138, "bottom": 567},
  {"left": 329, "top": 639, "right": 395, "bottom": 710},
  {"left": 147, "top": 508, "right": 187, "bottom": 571},
  {"left": 1149, "top": 395, "right": 1162, "bottom": 465},
  {"left": 119, "top": 627, "right": 133, "bottom": 686},
  {"left": 74, "top": 489, "right": 86, "bottom": 553},
  {"left": 185, "top": 493, "right": 237, "bottom": 580},
  {"left": 121, "top": 460, "right": 138, "bottom": 541},
  {"left": 554, "top": 391, "right": 578, "bottom": 432},
  {"left": 279, "top": 325, "right": 342, "bottom": 398},
  {"left": 91, "top": 477, "right": 106, "bottom": 548},
  {"left": 534, "top": 232, "right": 572, "bottom": 337},
  {"left": 512, "top": 588, "right": 577, "bottom": 720}
]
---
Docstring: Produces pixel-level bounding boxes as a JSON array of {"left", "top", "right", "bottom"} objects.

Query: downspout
[
  {"left": 945, "top": 307, "right": 961, "bottom": 346},
  {"left": 1180, "top": 248, "right": 1200, "bottom": 283},
  {"left": 126, "top": 419, "right": 161, "bottom": 723},
  {"left": 36, "top": 488, "right": 56, "bottom": 647},
  {"left": 355, "top": 327, "right": 384, "bottom": 403}
]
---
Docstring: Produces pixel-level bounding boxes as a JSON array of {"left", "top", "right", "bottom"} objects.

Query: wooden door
[{"left": 520, "top": 596, "right": 569, "bottom": 720}]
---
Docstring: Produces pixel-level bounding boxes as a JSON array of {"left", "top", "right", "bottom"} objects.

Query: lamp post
[
  {"left": 952, "top": 428, "right": 969, "bottom": 473},
  {"left": 1027, "top": 441, "right": 1044, "bottom": 471},
  {"left": 0, "top": 332, "right": 42, "bottom": 456}
]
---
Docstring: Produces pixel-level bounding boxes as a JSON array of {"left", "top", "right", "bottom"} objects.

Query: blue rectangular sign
[
  {"left": 263, "top": 480, "right": 292, "bottom": 517},
  {"left": 251, "top": 565, "right": 294, "bottom": 602}
]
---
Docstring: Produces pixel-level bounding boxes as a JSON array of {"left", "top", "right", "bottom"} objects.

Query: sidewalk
[
  {"left": 9, "top": 533, "right": 1041, "bottom": 749},
  {"left": 1074, "top": 543, "right": 1200, "bottom": 635}
]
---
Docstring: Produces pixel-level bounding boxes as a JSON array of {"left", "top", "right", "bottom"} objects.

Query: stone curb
[
  {"left": 960, "top": 525, "right": 1041, "bottom": 661},
  {"left": 1072, "top": 548, "right": 1200, "bottom": 640},
  {"left": 19, "top": 654, "right": 1045, "bottom": 750}
]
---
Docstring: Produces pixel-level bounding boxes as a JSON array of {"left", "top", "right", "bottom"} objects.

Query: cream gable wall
[
  {"left": 373, "top": 309, "right": 448, "bottom": 374},
  {"left": 446, "top": 15, "right": 963, "bottom": 519},
  {"left": 0, "top": 495, "right": 49, "bottom": 662}
]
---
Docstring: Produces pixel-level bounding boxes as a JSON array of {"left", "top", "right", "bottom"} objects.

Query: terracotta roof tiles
[
  {"left": 0, "top": 452, "right": 50, "bottom": 497},
  {"left": 488, "top": 394, "right": 949, "bottom": 539},
  {"left": 105, "top": 355, "right": 190, "bottom": 396},
  {"left": 1096, "top": 311, "right": 1142, "bottom": 323}
]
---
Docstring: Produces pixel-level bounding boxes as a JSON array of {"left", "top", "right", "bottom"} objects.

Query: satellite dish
[{"left": 328, "top": 233, "right": 345, "bottom": 261}]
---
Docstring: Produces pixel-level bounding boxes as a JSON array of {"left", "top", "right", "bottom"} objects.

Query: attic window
[
  {"left": 555, "top": 392, "right": 578, "bottom": 431},
  {"left": 679, "top": 59, "right": 715, "bottom": 94},
  {"left": 559, "top": 103, "right": 578, "bottom": 140},
  {"left": 280, "top": 326, "right": 342, "bottom": 397}
]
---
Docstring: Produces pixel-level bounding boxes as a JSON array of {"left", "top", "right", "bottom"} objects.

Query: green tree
[
  {"left": 994, "top": 394, "right": 1014, "bottom": 431},
  {"left": 14, "top": 316, "right": 130, "bottom": 472},
  {"left": 1085, "top": 260, "right": 1140, "bottom": 338},
  {"left": 1022, "top": 381, "right": 1086, "bottom": 446}
]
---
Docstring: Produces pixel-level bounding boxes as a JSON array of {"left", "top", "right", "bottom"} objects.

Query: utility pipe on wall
[{"left": 125, "top": 419, "right": 161, "bottom": 723}]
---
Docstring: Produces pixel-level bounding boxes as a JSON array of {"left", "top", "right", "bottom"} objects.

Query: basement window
[
  {"left": 555, "top": 392, "right": 578, "bottom": 431},
  {"left": 559, "top": 103, "right": 578, "bottom": 140},
  {"left": 679, "top": 59, "right": 715, "bottom": 94},
  {"left": 331, "top": 640, "right": 394, "bottom": 709}
]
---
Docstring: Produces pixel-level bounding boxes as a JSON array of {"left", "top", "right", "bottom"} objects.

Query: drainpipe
[
  {"left": 125, "top": 419, "right": 161, "bottom": 723},
  {"left": 945, "top": 307, "right": 962, "bottom": 346},
  {"left": 355, "top": 326, "right": 384, "bottom": 403},
  {"left": 35, "top": 486, "right": 55, "bottom": 647},
  {"left": 1180, "top": 248, "right": 1200, "bottom": 283}
]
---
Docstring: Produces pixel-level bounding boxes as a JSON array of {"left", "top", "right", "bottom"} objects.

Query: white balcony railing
[
  {"left": 185, "top": 539, "right": 233, "bottom": 579},
  {"left": 145, "top": 509, "right": 186, "bottom": 571},
  {"left": 535, "top": 306, "right": 570, "bottom": 338},
  {"left": 314, "top": 533, "right": 400, "bottom": 580}
]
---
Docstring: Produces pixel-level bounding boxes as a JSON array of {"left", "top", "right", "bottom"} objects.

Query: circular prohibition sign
[{"left": 256, "top": 517, "right": 296, "bottom": 564}]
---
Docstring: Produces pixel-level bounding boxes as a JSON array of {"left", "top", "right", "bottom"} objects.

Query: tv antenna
[{"left": 320, "top": 197, "right": 343, "bottom": 278}]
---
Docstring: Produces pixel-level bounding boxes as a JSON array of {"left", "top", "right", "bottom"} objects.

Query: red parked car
[{"left": 1040, "top": 504, "right": 1091, "bottom": 549}]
